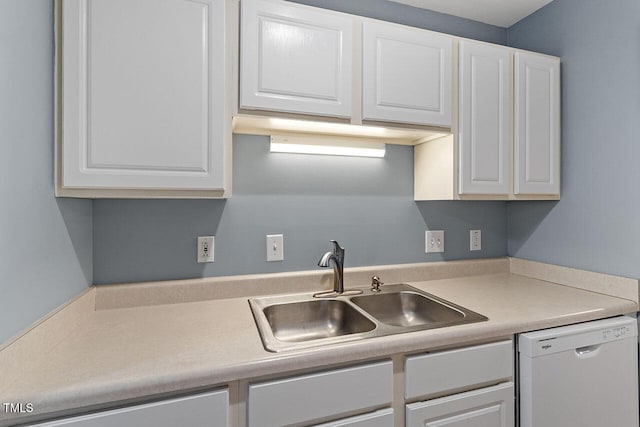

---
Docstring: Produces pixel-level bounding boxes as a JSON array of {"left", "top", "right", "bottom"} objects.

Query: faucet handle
[
  {"left": 329, "top": 240, "right": 344, "bottom": 256},
  {"left": 371, "top": 276, "right": 384, "bottom": 292}
]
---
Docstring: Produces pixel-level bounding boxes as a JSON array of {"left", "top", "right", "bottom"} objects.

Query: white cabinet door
[
  {"left": 406, "top": 382, "right": 514, "bottom": 427},
  {"left": 458, "top": 41, "right": 511, "bottom": 195},
  {"left": 362, "top": 21, "right": 451, "bottom": 126},
  {"left": 248, "top": 360, "right": 392, "bottom": 426},
  {"left": 514, "top": 52, "right": 560, "bottom": 195},
  {"left": 405, "top": 340, "right": 513, "bottom": 400},
  {"left": 312, "top": 408, "right": 394, "bottom": 427},
  {"left": 27, "top": 389, "right": 228, "bottom": 426},
  {"left": 240, "top": 0, "right": 352, "bottom": 118},
  {"left": 60, "top": 0, "right": 229, "bottom": 194}
]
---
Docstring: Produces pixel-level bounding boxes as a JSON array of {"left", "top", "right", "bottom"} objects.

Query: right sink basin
[{"left": 351, "top": 284, "right": 485, "bottom": 327}]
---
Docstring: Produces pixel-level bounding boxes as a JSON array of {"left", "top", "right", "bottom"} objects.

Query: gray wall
[
  {"left": 0, "top": 0, "right": 93, "bottom": 344},
  {"left": 93, "top": 0, "right": 510, "bottom": 284},
  {"left": 506, "top": 0, "right": 640, "bottom": 278},
  {"left": 94, "top": 136, "right": 507, "bottom": 283}
]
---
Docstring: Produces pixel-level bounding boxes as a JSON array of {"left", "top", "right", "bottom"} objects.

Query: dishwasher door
[{"left": 519, "top": 316, "right": 638, "bottom": 427}]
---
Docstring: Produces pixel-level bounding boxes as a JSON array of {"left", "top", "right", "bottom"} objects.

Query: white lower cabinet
[
  {"left": 247, "top": 360, "right": 392, "bottom": 426},
  {"left": 405, "top": 340, "right": 513, "bottom": 399},
  {"left": 406, "top": 382, "right": 514, "bottom": 427},
  {"left": 313, "top": 408, "right": 394, "bottom": 427},
  {"left": 24, "top": 342, "right": 517, "bottom": 427},
  {"left": 405, "top": 340, "right": 514, "bottom": 427},
  {"left": 27, "top": 389, "right": 228, "bottom": 426}
]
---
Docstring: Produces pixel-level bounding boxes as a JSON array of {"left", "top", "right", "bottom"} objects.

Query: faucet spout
[{"left": 317, "top": 251, "right": 335, "bottom": 268}]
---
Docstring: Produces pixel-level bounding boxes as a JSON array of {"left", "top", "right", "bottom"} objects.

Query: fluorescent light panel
[{"left": 270, "top": 135, "right": 386, "bottom": 158}]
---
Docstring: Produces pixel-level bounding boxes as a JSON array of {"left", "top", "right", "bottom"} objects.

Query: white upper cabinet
[
  {"left": 240, "top": 0, "right": 353, "bottom": 118},
  {"left": 362, "top": 21, "right": 452, "bottom": 127},
  {"left": 458, "top": 40, "right": 511, "bottom": 195},
  {"left": 236, "top": 0, "right": 456, "bottom": 139},
  {"left": 58, "top": 0, "right": 231, "bottom": 198},
  {"left": 416, "top": 39, "right": 560, "bottom": 201},
  {"left": 514, "top": 52, "right": 561, "bottom": 195}
]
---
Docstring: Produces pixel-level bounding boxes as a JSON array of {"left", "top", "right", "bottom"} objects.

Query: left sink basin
[
  {"left": 263, "top": 299, "right": 376, "bottom": 342},
  {"left": 249, "top": 294, "right": 378, "bottom": 352}
]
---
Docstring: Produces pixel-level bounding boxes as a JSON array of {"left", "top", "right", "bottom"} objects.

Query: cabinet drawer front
[
  {"left": 313, "top": 408, "right": 394, "bottom": 427},
  {"left": 248, "top": 360, "right": 392, "bottom": 426},
  {"left": 406, "top": 382, "right": 514, "bottom": 427},
  {"left": 405, "top": 340, "right": 512, "bottom": 399},
  {"left": 28, "top": 389, "right": 228, "bottom": 426}
]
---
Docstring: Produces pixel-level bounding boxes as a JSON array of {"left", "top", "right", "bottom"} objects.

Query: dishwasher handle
[{"left": 575, "top": 344, "right": 602, "bottom": 357}]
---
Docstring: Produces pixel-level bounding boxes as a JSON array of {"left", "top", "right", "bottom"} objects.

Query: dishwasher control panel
[
  {"left": 519, "top": 316, "right": 637, "bottom": 357},
  {"left": 602, "top": 324, "right": 633, "bottom": 340}
]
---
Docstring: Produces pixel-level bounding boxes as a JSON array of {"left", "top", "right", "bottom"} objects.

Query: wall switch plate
[
  {"left": 266, "top": 234, "right": 284, "bottom": 262},
  {"left": 425, "top": 230, "right": 445, "bottom": 253},
  {"left": 470, "top": 229, "right": 481, "bottom": 251},
  {"left": 197, "top": 236, "right": 214, "bottom": 263}
]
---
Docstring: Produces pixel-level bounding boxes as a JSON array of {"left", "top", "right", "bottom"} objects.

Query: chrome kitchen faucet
[{"left": 314, "top": 240, "right": 363, "bottom": 298}]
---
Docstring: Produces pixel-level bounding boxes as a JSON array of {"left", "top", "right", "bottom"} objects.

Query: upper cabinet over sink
[
  {"left": 234, "top": 0, "right": 453, "bottom": 143},
  {"left": 240, "top": 0, "right": 353, "bottom": 118},
  {"left": 56, "top": 0, "right": 232, "bottom": 198},
  {"left": 240, "top": 0, "right": 453, "bottom": 127},
  {"left": 362, "top": 21, "right": 452, "bottom": 127}
]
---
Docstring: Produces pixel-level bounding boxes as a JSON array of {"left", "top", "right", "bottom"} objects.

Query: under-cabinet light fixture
[
  {"left": 270, "top": 135, "right": 386, "bottom": 158},
  {"left": 268, "top": 118, "right": 389, "bottom": 137}
]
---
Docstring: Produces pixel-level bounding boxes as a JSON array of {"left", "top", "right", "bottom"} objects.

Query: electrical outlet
[
  {"left": 197, "top": 236, "right": 214, "bottom": 263},
  {"left": 470, "top": 229, "right": 482, "bottom": 251},
  {"left": 266, "top": 234, "right": 284, "bottom": 262},
  {"left": 425, "top": 230, "right": 445, "bottom": 253}
]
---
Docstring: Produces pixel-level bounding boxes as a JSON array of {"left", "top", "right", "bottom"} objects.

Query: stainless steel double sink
[{"left": 249, "top": 283, "right": 487, "bottom": 352}]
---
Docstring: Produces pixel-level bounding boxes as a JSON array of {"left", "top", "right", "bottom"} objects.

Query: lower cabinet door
[
  {"left": 406, "top": 382, "right": 514, "bottom": 427},
  {"left": 312, "top": 408, "right": 394, "bottom": 427},
  {"left": 27, "top": 389, "right": 228, "bottom": 427},
  {"left": 248, "top": 360, "right": 392, "bottom": 426}
]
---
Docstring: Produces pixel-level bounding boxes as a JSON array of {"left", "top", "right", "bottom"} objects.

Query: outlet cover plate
[
  {"left": 425, "top": 230, "right": 445, "bottom": 253},
  {"left": 197, "top": 236, "right": 214, "bottom": 263},
  {"left": 470, "top": 229, "right": 482, "bottom": 251}
]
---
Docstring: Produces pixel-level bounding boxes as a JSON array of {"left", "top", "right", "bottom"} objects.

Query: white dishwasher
[{"left": 518, "top": 315, "right": 638, "bottom": 427}]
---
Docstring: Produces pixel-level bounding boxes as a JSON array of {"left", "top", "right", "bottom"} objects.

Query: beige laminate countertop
[{"left": 0, "top": 266, "right": 638, "bottom": 426}]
